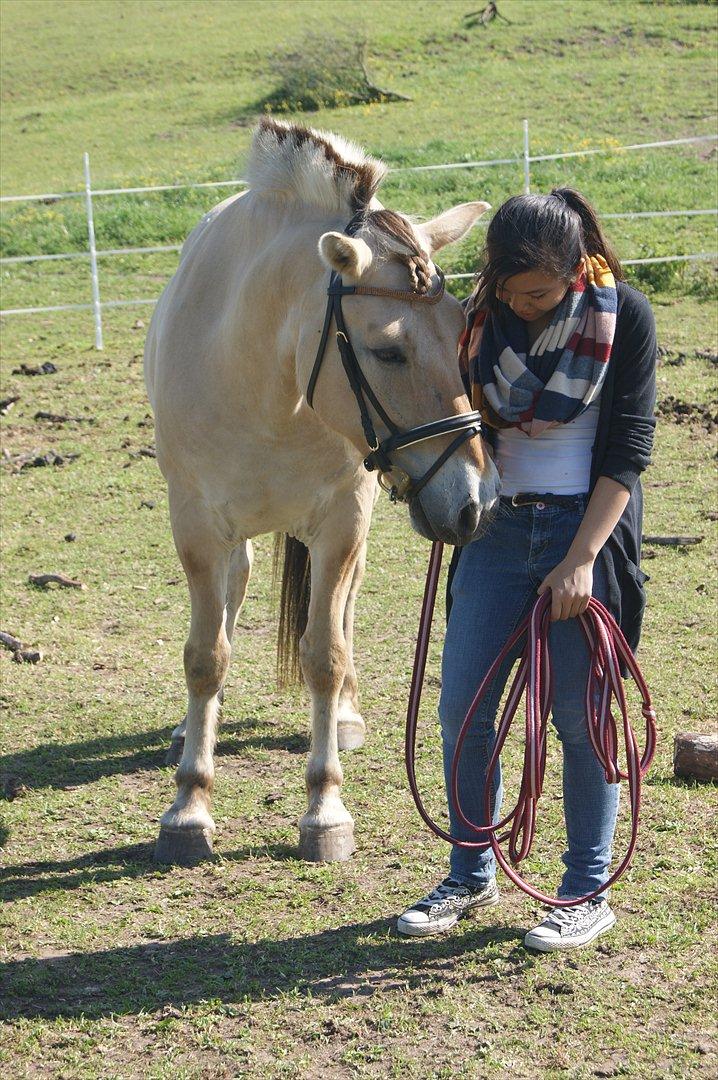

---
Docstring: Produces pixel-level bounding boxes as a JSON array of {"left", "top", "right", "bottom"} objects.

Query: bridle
[{"left": 306, "top": 212, "right": 484, "bottom": 503}]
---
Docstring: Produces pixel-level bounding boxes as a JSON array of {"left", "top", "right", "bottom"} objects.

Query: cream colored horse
[{"left": 144, "top": 117, "right": 499, "bottom": 865}]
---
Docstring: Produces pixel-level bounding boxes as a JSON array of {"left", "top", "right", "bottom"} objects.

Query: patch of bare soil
[
  {"left": 1, "top": 446, "right": 81, "bottom": 473},
  {"left": 656, "top": 395, "right": 718, "bottom": 433}
]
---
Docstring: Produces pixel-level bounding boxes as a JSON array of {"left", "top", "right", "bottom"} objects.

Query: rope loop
[{"left": 405, "top": 542, "right": 657, "bottom": 908}]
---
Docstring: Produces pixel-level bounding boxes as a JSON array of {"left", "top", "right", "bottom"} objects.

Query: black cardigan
[{"left": 449, "top": 280, "right": 658, "bottom": 658}]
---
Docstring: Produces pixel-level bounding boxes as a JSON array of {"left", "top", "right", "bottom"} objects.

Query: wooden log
[
  {"left": 642, "top": 535, "right": 703, "bottom": 546},
  {"left": 34, "top": 411, "right": 95, "bottom": 424},
  {"left": 673, "top": 732, "right": 718, "bottom": 781},
  {"left": 0, "top": 630, "right": 23, "bottom": 652}
]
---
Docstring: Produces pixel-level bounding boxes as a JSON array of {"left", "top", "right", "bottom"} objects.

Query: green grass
[
  {"left": 1, "top": 0, "right": 717, "bottom": 301},
  {"left": 1, "top": 1, "right": 717, "bottom": 1077},
  {"left": 0, "top": 300, "right": 716, "bottom": 1079},
  {"left": 1, "top": 0, "right": 717, "bottom": 193}
]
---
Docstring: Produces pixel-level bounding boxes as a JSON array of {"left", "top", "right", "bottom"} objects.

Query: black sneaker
[
  {"left": 524, "top": 898, "right": 616, "bottom": 952},
  {"left": 396, "top": 876, "right": 500, "bottom": 937}
]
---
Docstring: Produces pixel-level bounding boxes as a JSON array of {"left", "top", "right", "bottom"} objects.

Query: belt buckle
[{"left": 511, "top": 493, "right": 534, "bottom": 507}]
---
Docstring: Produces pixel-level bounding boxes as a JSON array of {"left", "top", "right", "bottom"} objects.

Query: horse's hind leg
[
  {"left": 155, "top": 504, "right": 231, "bottom": 865},
  {"left": 337, "top": 540, "right": 366, "bottom": 751},
  {"left": 225, "top": 541, "right": 253, "bottom": 651},
  {"left": 165, "top": 541, "right": 253, "bottom": 766}
]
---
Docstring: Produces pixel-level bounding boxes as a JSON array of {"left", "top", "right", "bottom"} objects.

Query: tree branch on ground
[
  {"left": 28, "top": 573, "right": 86, "bottom": 590},
  {"left": 0, "top": 630, "right": 43, "bottom": 664},
  {"left": 464, "top": 3, "right": 512, "bottom": 29},
  {"left": 357, "top": 42, "right": 411, "bottom": 103},
  {"left": 641, "top": 535, "right": 704, "bottom": 546}
]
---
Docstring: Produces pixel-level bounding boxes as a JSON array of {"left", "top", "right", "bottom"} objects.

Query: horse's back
[{"left": 179, "top": 189, "right": 248, "bottom": 264}]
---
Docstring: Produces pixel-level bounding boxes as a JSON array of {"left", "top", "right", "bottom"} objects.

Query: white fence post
[
  {"left": 523, "top": 119, "right": 531, "bottom": 194},
  {"left": 83, "top": 152, "right": 103, "bottom": 350}
]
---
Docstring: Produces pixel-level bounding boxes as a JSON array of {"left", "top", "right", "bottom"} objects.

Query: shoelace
[
  {"left": 425, "top": 880, "right": 466, "bottom": 904},
  {"left": 405, "top": 541, "right": 657, "bottom": 910},
  {"left": 546, "top": 904, "right": 595, "bottom": 929}
]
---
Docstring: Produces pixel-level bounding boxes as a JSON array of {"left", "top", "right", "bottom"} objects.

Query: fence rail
[
  {"left": 3, "top": 210, "right": 717, "bottom": 268},
  {"left": 4, "top": 251, "right": 716, "bottom": 317},
  {"left": 2, "top": 132, "right": 715, "bottom": 204},
  {"left": 1, "top": 122, "right": 716, "bottom": 343}
]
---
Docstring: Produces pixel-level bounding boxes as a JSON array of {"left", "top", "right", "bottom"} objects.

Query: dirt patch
[
  {"left": 10, "top": 361, "right": 58, "bottom": 377},
  {"left": 656, "top": 395, "right": 718, "bottom": 433},
  {"left": 1, "top": 447, "right": 81, "bottom": 473}
]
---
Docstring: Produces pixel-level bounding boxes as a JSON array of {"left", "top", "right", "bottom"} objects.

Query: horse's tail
[{"left": 273, "top": 533, "right": 311, "bottom": 688}]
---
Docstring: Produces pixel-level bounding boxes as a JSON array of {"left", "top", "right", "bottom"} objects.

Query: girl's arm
[
  {"left": 537, "top": 477, "right": 629, "bottom": 621},
  {"left": 598, "top": 288, "right": 657, "bottom": 494},
  {"left": 539, "top": 287, "right": 657, "bottom": 621}
]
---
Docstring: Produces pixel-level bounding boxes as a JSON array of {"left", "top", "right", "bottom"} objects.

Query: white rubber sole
[
  {"left": 396, "top": 886, "right": 500, "bottom": 938},
  {"left": 524, "top": 908, "right": 616, "bottom": 952}
]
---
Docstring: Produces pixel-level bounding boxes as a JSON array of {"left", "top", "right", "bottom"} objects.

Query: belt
[{"left": 500, "top": 492, "right": 585, "bottom": 508}]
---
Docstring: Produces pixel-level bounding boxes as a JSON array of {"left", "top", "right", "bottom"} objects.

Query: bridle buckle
[{"left": 378, "top": 467, "right": 412, "bottom": 503}]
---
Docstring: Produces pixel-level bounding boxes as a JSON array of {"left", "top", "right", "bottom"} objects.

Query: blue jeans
[{"left": 439, "top": 497, "right": 620, "bottom": 899}]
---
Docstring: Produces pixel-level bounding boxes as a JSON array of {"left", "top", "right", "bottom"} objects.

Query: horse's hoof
[
  {"left": 337, "top": 716, "right": 365, "bottom": 751},
  {"left": 298, "top": 820, "right": 356, "bottom": 862},
  {"left": 154, "top": 825, "right": 214, "bottom": 866},
  {"left": 165, "top": 737, "right": 185, "bottom": 766}
]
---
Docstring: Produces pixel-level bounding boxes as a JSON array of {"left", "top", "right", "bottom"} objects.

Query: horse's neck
[{"left": 244, "top": 197, "right": 345, "bottom": 403}]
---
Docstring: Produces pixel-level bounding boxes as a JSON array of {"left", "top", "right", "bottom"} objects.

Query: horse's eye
[{"left": 372, "top": 348, "right": 406, "bottom": 365}]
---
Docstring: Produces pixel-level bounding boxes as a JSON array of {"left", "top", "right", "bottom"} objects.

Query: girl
[{"left": 397, "top": 188, "right": 657, "bottom": 951}]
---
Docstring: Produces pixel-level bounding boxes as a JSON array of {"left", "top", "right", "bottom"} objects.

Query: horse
[{"left": 144, "top": 117, "right": 499, "bottom": 866}]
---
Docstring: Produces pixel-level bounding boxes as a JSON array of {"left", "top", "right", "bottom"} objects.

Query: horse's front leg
[
  {"left": 154, "top": 506, "right": 231, "bottom": 865},
  {"left": 298, "top": 525, "right": 366, "bottom": 862}
]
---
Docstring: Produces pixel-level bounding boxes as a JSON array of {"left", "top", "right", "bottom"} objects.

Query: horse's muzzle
[{"left": 409, "top": 491, "right": 498, "bottom": 547}]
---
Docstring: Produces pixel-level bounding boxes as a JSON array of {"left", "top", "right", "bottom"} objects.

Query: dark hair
[{"left": 474, "top": 188, "right": 623, "bottom": 314}]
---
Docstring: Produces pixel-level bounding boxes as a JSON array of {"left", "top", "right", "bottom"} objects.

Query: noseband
[{"left": 306, "top": 213, "right": 483, "bottom": 503}]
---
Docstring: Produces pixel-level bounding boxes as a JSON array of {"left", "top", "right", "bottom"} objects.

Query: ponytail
[{"left": 550, "top": 188, "right": 623, "bottom": 280}]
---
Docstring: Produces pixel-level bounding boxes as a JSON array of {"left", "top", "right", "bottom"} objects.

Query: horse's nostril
[{"left": 457, "top": 499, "right": 480, "bottom": 542}]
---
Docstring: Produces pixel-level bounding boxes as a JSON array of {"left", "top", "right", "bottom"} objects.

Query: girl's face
[{"left": 495, "top": 267, "right": 581, "bottom": 323}]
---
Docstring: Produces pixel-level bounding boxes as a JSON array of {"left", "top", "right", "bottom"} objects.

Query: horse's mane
[
  {"left": 247, "top": 118, "right": 432, "bottom": 292},
  {"left": 247, "top": 117, "right": 387, "bottom": 214}
]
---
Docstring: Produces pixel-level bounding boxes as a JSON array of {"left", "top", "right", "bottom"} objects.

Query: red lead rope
[{"left": 405, "top": 541, "right": 658, "bottom": 908}]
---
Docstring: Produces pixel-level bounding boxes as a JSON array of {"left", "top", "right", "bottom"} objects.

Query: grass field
[{"left": 1, "top": 2, "right": 717, "bottom": 1078}]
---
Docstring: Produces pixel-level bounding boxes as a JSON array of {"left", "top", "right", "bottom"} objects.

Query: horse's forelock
[{"left": 364, "top": 210, "right": 433, "bottom": 295}]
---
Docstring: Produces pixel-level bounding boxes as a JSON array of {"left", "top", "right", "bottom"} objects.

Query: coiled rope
[{"left": 405, "top": 541, "right": 657, "bottom": 908}]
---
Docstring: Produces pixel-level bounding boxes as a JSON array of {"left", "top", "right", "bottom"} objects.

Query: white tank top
[{"left": 495, "top": 400, "right": 601, "bottom": 496}]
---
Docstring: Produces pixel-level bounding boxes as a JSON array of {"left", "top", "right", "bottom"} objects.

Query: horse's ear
[
  {"left": 418, "top": 201, "right": 491, "bottom": 254},
  {"left": 318, "top": 232, "right": 373, "bottom": 280}
]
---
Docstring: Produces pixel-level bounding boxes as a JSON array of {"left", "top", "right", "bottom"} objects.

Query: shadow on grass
[
  {"left": 0, "top": 840, "right": 302, "bottom": 902},
  {"left": 646, "top": 773, "right": 717, "bottom": 789},
  {"left": 0, "top": 920, "right": 532, "bottom": 1020},
  {"left": 0, "top": 843, "right": 165, "bottom": 903},
  {"left": 0, "top": 719, "right": 308, "bottom": 794}
]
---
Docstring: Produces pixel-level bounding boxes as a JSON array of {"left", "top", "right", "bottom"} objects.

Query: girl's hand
[{"left": 537, "top": 557, "right": 594, "bottom": 621}]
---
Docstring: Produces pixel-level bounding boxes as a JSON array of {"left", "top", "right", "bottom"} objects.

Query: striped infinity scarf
[{"left": 459, "top": 255, "right": 617, "bottom": 435}]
